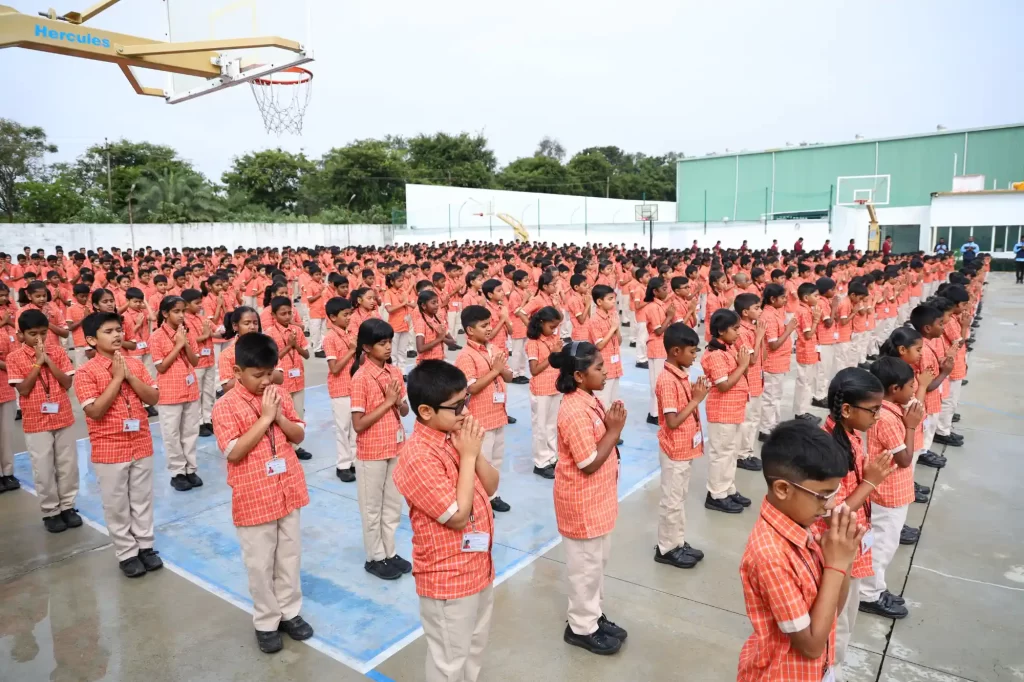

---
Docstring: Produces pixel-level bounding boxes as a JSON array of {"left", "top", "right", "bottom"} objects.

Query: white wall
[
  {"left": 930, "top": 191, "right": 1024, "bottom": 227},
  {"left": 404, "top": 183, "right": 676, "bottom": 232},
  {"left": 0, "top": 223, "right": 394, "bottom": 253}
]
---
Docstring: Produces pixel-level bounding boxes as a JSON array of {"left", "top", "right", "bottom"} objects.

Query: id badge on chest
[
  {"left": 461, "top": 531, "right": 489, "bottom": 553},
  {"left": 201, "top": 348, "right": 212, "bottom": 357},
  {"left": 492, "top": 391, "right": 505, "bottom": 404},
  {"left": 610, "top": 354, "right": 620, "bottom": 364},
  {"left": 692, "top": 430, "right": 703, "bottom": 448},
  {"left": 123, "top": 419, "right": 140, "bottom": 432},
  {"left": 833, "top": 332, "right": 839, "bottom": 340},
  {"left": 821, "top": 666, "right": 836, "bottom": 682},
  {"left": 396, "top": 429, "right": 405, "bottom": 444},
  {"left": 861, "top": 528, "right": 875, "bottom": 553},
  {"left": 815, "top": 345, "right": 822, "bottom": 354},
  {"left": 136, "top": 341, "right": 148, "bottom": 350},
  {"left": 41, "top": 402, "right": 60, "bottom": 414},
  {"left": 288, "top": 368, "right": 301, "bottom": 378},
  {"left": 266, "top": 457, "right": 286, "bottom": 476},
  {"left": 185, "top": 373, "right": 195, "bottom": 386}
]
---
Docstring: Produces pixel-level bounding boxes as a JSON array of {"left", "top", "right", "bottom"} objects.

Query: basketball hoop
[
  {"left": 854, "top": 199, "right": 868, "bottom": 206},
  {"left": 250, "top": 66, "right": 313, "bottom": 135}
]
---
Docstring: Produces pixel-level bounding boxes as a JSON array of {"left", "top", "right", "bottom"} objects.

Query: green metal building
[{"left": 675, "top": 123, "right": 1024, "bottom": 223}]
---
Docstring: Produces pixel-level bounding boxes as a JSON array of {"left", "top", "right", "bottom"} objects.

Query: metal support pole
[
  {"left": 703, "top": 190, "right": 707, "bottom": 234},
  {"left": 828, "top": 184, "right": 834, "bottom": 233}
]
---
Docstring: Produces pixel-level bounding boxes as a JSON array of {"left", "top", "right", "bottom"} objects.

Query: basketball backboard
[
  {"left": 635, "top": 204, "right": 658, "bottom": 221},
  {"left": 836, "top": 174, "right": 891, "bottom": 206}
]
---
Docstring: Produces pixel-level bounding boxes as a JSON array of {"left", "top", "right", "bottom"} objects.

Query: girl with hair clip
[
  {"left": 878, "top": 327, "right": 942, "bottom": 468},
  {"left": 260, "top": 280, "right": 304, "bottom": 331},
  {"left": 217, "top": 306, "right": 262, "bottom": 393},
  {"left": 641, "top": 277, "right": 676, "bottom": 425},
  {"left": 700, "top": 308, "right": 752, "bottom": 514},
  {"left": 151, "top": 295, "right": 202, "bottom": 492},
  {"left": 817, "top": 367, "right": 899, "bottom": 680},
  {"left": 549, "top": 340, "right": 628, "bottom": 656},
  {"left": 526, "top": 306, "right": 564, "bottom": 479},
  {"left": 182, "top": 289, "right": 217, "bottom": 437},
  {"left": 350, "top": 318, "right": 411, "bottom": 582},
  {"left": 349, "top": 287, "right": 378, "bottom": 331},
  {"left": 412, "top": 290, "right": 449, "bottom": 364}
]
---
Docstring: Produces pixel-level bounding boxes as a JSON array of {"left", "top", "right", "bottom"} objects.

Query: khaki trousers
[
  {"left": 237, "top": 509, "right": 303, "bottom": 631},
  {"left": 920, "top": 413, "right": 939, "bottom": 455},
  {"left": 563, "top": 533, "right": 612, "bottom": 636},
  {"left": 852, "top": 332, "right": 868, "bottom": 364},
  {"left": 835, "top": 577, "right": 861, "bottom": 679},
  {"left": 594, "top": 377, "right": 620, "bottom": 411},
  {"left": 419, "top": 584, "right": 494, "bottom": 682},
  {"left": 309, "top": 317, "right": 327, "bottom": 353},
  {"left": 95, "top": 455, "right": 155, "bottom": 561},
  {"left": 759, "top": 372, "right": 785, "bottom": 435},
  {"left": 936, "top": 379, "right": 962, "bottom": 437},
  {"left": 813, "top": 344, "right": 835, "bottom": 400},
  {"left": 833, "top": 341, "right": 852, "bottom": 371},
  {"left": 391, "top": 330, "right": 412, "bottom": 373},
  {"left": 158, "top": 400, "right": 201, "bottom": 476},
  {"left": 529, "top": 394, "right": 560, "bottom": 468},
  {"left": 290, "top": 390, "right": 305, "bottom": 420},
  {"left": 480, "top": 427, "right": 505, "bottom": 499},
  {"left": 196, "top": 366, "right": 216, "bottom": 424},
  {"left": 706, "top": 422, "right": 740, "bottom": 499},
  {"left": 793, "top": 362, "right": 816, "bottom": 415},
  {"left": 25, "top": 426, "right": 80, "bottom": 516},
  {"left": 0, "top": 400, "right": 15, "bottom": 476},
  {"left": 357, "top": 458, "right": 402, "bottom": 562},
  {"left": 647, "top": 357, "right": 665, "bottom": 417},
  {"left": 635, "top": 319, "right": 649, "bottom": 363},
  {"left": 657, "top": 451, "right": 693, "bottom": 554},
  {"left": 860, "top": 503, "right": 909, "bottom": 602},
  {"left": 509, "top": 338, "right": 527, "bottom": 378},
  {"left": 331, "top": 396, "right": 356, "bottom": 470},
  {"left": 738, "top": 394, "right": 763, "bottom": 459}
]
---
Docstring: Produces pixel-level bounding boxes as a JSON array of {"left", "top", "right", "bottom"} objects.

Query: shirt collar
[
  {"left": 759, "top": 498, "right": 815, "bottom": 548},
  {"left": 467, "top": 339, "right": 487, "bottom": 353},
  {"left": 664, "top": 362, "right": 689, "bottom": 381},
  {"left": 565, "top": 388, "right": 599, "bottom": 412},
  {"left": 412, "top": 420, "right": 451, "bottom": 450}
]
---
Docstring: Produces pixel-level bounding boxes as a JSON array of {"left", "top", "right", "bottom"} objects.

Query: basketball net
[{"left": 250, "top": 67, "right": 313, "bottom": 135}]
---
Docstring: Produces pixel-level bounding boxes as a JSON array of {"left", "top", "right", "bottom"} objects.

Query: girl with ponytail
[
  {"left": 526, "top": 306, "right": 563, "bottom": 479},
  {"left": 217, "top": 306, "right": 261, "bottom": 393},
  {"left": 819, "top": 367, "right": 897, "bottom": 675}
]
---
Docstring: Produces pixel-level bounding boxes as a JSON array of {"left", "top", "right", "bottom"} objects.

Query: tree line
[{"left": 0, "top": 119, "right": 681, "bottom": 225}]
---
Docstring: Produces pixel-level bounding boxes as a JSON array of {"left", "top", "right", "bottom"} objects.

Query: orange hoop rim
[{"left": 250, "top": 66, "right": 313, "bottom": 87}]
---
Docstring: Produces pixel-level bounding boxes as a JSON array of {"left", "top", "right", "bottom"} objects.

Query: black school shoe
[
  {"left": 646, "top": 414, "right": 659, "bottom": 425},
  {"left": 336, "top": 466, "right": 356, "bottom": 483},
  {"left": 915, "top": 482, "right": 931, "bottom": 495},
  {"left": 198, "top": 423, "right": 213, "bottom": 437},
  {"left": 511, "top": 376, "right": 529, "bottom": 385},
  {"left": 139, "top": 548, "right": 163, "bottom": 571},
  {"left": 859, "top": 593, "right": 909, "bottom": 619},
  {"left": 736, "top": 457, "right": 762, "bottom": 472},
  {"left": 278, "top": 615, "right": 314, "bottom": 641},
  {"left": 636, "top": 361, "right": 649, "bottom": 369},
  {"left": 295, "top": 447, "right": 313, "bottom": 461},
  {"left": 365, "top": 559, "right": 402, "bottom": 580},
  {"left": 490, "top": 496, "right": 511, "bottom": 513},
  {"left": 811, "top": 398, "right": 829, "bottom": 409},
  {"left": 629, "top": 342, "right": 636, "bottom": 348},
  {"left": 795, "top": 413, "right": 822, "bottom": 425},
  {"left": 15, "top": 409, "right": 21, "bottom": 421},
  {"left": 900, "top": 525, "right": 920, "bottom": 545},
  {"left": 256, "top": 630, "right": 284, "bottom": 654},
  {"left": 60, "top": 508, "right": 83, "bottom": 528},
  {"left": 914, "top": 489, "right": 929, "bottom": 503},
  {"left": 883, "top": 589, "right": 906, "bottom": 605},
  {"left": 758, "top": 432, "right": 770, "bottom": 443},
  {"left": 387, "top": 554, "right": 413, "bottom": 574},
  {"left": 654, "top": 546, "right": 698, "bottom": 569},
  {"left": 43, "top": 514, "right": 68, "bottom": 533},
  {"left": 730, "top": 492, "right": 752, "bottom": 507},
  {"left": 917, "top": 451, "right": 946, "bottom": 469},
  {"left": 146, "top": 406, "right": 158, "bottom": 417},
  {"left": 534, "top": 463, "right": 556, "bottom": 480},
  {"left": 507, "top": 415, "right": 517, "bottom": 425},
  {"left": 705, "top": 492, "right": 744, "bottom": 514},
  {"left": 933, "top": 433, "right": 962, "bottom": 447},
  {"left": 961, "top": 379, "right": 969, "bottom": 387},
  {"left": 120, "top": 556, "right": 147, "bottom": 578},
  {"left": 597, "top": 614, "right": 627, "bottom": 641},
  {"left": 563, "top": 624, "right": 621, "bottom": 655},
  {"left": 171, "top": 474, "right": 193, "bottom": 491},
  {"left": 186, "top": 472, "right": 204, "bottom": 487},
  {"left": 406, "top": 350, "right": 417, "bottom": 358},
  {"left": 952, "top": 413, "right": 961, "bottom": 423},
  {"left": 2, "top": 475, "right": 21, "bottom": 491}
]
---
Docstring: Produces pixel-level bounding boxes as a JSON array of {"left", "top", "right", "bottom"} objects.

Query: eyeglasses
[
  {"left": 434, "top": 399, "right": 466, "bottom": 415},
  {"left": 850, "top": 404, "right": 882, "bottom": 417},
  {"left": 767, "top": 477, "right": 840, "bottom": 503}
]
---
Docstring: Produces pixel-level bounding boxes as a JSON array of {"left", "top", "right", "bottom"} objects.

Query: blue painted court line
[
  {"left": 364, "top": 670, "right": 397, "bottom": 682},
  {"left": 11, "top": 356, "right": 697, "bottom": 673}
]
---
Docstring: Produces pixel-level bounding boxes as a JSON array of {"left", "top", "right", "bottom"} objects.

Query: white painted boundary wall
[
  {"left": 405, "top": 183, "right": 676, "bottom": 232},
  {"left": 0, "top": 224, "right": 394, "bottom": 254}
]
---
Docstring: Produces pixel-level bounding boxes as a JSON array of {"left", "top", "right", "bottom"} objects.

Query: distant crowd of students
[{"left": 0, "top": 241, "right": 989, "bottom": 680}]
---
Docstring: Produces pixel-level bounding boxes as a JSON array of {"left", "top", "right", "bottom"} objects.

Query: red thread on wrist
[{"left": 824, "top": 566, "right": 847, "bottom": 577}]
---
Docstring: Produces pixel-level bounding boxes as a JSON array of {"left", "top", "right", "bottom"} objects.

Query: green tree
[
  {"left": 536, "top": 136, "right": 566, "bottom": 162},
  {"left": 76, "top": 140, "right": 197, "bottom": 218},
  {"left": 306, "top": 139, "right": 410, "bottom": 213},
  {"left": 496, "top": 155, "right": 577, "bottom": 194},
  {"left": 222, "top": 148, "right": 314, "bottom": 213},
  {"left": 17, "top": 177, "right": 86, "bottom": 223},
  {"left": 135, "top": 170, "right": 222, "bottom": 223},
  {"left": 0, "top": 119, "right": 57, "bottom": 221},
  {"left": 407, "top": 132, "right": 496, "bottom": 188},
  {"left": 567, "top": 150, "right": 615, "bottom": 197}
]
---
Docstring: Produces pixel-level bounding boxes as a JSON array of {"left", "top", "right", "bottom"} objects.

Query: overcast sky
[{"left": 4, "top": 0, "right": 1021, "bottom": 181}]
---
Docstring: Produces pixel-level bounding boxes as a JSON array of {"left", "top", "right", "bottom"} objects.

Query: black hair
[
  {"left": 82, "top": 311, "right": 121, "bottom": 341},
  {"left": 536, "top": 271, "right": 556, "bottom": 293},
  {"left": 234, "top": 332, "right": 279, "bottom": 370},
  {"left": 526, "top": 306, "right": 562, "bottom": 340},
  {"left": 17, "top": 308, "right": 48, "bottom": 332},
  {"left": 815, "top": 277, "right": 836, "bottom": 295},
  {"left": 481, "top": 278, "right": 503, "bottom": 300},
  {"left": 91, "top": 288, "right": 113, "bottom": 308},
  {"left": 351, "top": 317, "right": 394, "bottom": 376},
  {"left": 461, "top": 304, "right": 491, "bottom": 330},
  {"left": 465, "top": 270, "right": 484, "bottom": 287},
  {"left": 869, "top": 356, "right": 915, "bottom": 393},
  {"left": 707, "top": 308, "right": 739, "bottom": 351},
  {"left": 549, "top": 340, "right": 601, "bottom": 394},
  {"left": 20, "top": 279, "right": 50, "bottom": 306},
  {"left": 512, "top": 269, "right": 530, "bottom": 286},
  {"left": 734, "top": 292, "right": 760, "bottom": 316},
  {"left": 156, "top": 295, "right": 185, "bottom": 327},
  {"left": 880, "top": 326, "right": 923, "bottom": 357},
  {"left": 761, "top": 283, "right": 785, "bottom": 307},
  {"left": 942, "top": 284, "right": 969, "bottom": 304},
  {"left": 72, "top": 283, "right": 91, "bottom": 296},
  {"left": 263, "top": 282, "right": 288, "bottom": 307},
  {"left": 847, "top": 281, "right": 868, "bottom": 297},
  {"left": 125, "top": 286, "right": 144, "bottom": 302},
  {"left": 386, "top": 271, "right": 403, "bottom": 289},
  {"left": 664, "top": 322, "right": 699, "bottom": 353},
  {"left": 797, "top": 282, "right": 818, "bottom": 300},
  {"left": 269, "top": 295, "right": 292, "bottom": 315},
  {"left": 569, "top": 274, "right": 587, "bottom": 290},
  {"left": 325, "top": 296, "right": 352, "bottom": 319},
  {"left": 407, "top": 359, "right": 468, "bottom": 416},
  {"left": 909, "top": 304, "right": 943, "bottom": 332},
  {"left": 827, "top": 367, "right": 883, "bottom": 472},
  {"left": 591, "top": 284, "right": 615, "bottom": 303},
  {"left": 350, "top": 287, "right": 372, "bottom": 308},
  {"left": 417, "top": 289, "right": 438, "bottom": 314},
  {"left": 644, "top": 277, "right": 666, "bottom": 303},
  {"left": 181, "top": 288, "right": 203, "bottom": 305},
  {"left": 761, "top": 419, "right": 850, "bottom": 483},
  {"left": 223, "top": 306, "right": 261, "bottom": 340}
]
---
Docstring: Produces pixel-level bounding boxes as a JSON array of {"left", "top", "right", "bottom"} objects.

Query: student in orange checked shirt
[
  {"left": 549, "top": 341, "right": 628, "bottom": 656},
  {"left": 212, "top": 333, "right": 314, "bottom": 655},
  {"left": 393, "top": 360, "right": 499, "bottom": 682}
]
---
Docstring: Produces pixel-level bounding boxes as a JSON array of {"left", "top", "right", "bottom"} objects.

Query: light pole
[
  {"left": 346, "top": 193, "right": 356, "bottom": 209},
  {"left": 128, "top": 183, "right": 137, "bottom": 251},
  {"left": 457, "top": 200, "right": 469, "bottom": 229}
]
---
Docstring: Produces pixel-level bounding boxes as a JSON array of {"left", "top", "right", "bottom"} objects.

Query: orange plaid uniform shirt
[
  {"left": 265, "top": 321, "right": 307, "bottom": 394},
  {"left": 455, "top": 341, "right": 507, "bottom": 431},
  {"left": 6, "top": 343, "right": 76, "bottom": 434},
  {"left": 817, "top": 418, "right": 872, "bottom": 578},
  {"left": 350, "top": 306, "right": 376, "bottom": 333},
  {"left": 526, "top": 336, "right": 560, "bottom": 396},
  {"left": 217, "top": 338, "right": 238, "bottom": 386},
  {"left": 485, "top": 300, "right": 511, "bottom": 350},
  {"left": 212, "top": 384, "right": 309, "bottom": 527},
  {"left": 75, "top": 354, "right": 157, "bottom": 463},
  {"left": 704, "top": 292, "right": 722, "bottom": 342},
  {"left": 738, "top": 500, "right": 835, "bottom": 682},
  {"left": 656, "top": 363, "right": 704, "bottom": 461},
  {"left": 260, "top": 305, "right": 304, "bottom": 331},
  {"left": 917, "top": 342, "right": 943, "bottom": 415},
  {"left": 737, "top": 321, "right": 764, "bottom": 398},
  {"left": 0, "top": 333, "right": 18, "bottom": 404},
  {"left": 392, "top": 422, "right": 495, "bottom": 600},
  {"left": 587, "top": 308, "right": 623, "bottom": 380},
  {"left": 644, "top": 297, "right": 668, "bottom": 359},
  {"left": 202, "top": 295, "right": 227, "bottom": 334},
  {"left": 149, "top": 324, "right": 199, "bottom": 405},
  {"left": 67, "top": 302, "right": 89, "bottom": 348},
  {"left": 384, "top": 289, "right": 411, "bottom": 332},
  {"left": 508, "top": 290, "right": 528, "bottom": 339},
  {"left": 413, "top": 313, "right": 446, "bottom": 363},
  {"left": 794, "top": 304, "right": 819, "bottom": 365},
  {"left": 867, "top": 401, "right": 916, "bottom": 508},
  {"left": 701, "top": 346, "right": 748, "bottom": 424},
  {"left": 567, "top": 291, "right": 589, "bottom": 341},
  {"left": 122, "top": 308, "right": 151, "bottom": 358},
  {"left": 306, "top": 280, "right": 327, "bottom": 319},
  {"left": 762, "top": 305, "right": 792, "bottom": 375},
  {"left": 323, "top": 326, "right": 354, "bottom": 399},
  {"left": 351, "top": 360, "right": 406, "bottom": 460},
  {"left": 522, "top": 290, "right": 555, "bottom": 318},
  {"left": 835, "top": 298, "right": 853, "bottom": 343},
  {"left": 815, "top": 299, "right": 837, "bottom": 346},
  {"left": 943, "top": 317, "right": 968, "bottom": 381},
  {"left": 184, "top": 312, "right": 215, "bottom": 369},
  {"left": 19, "top": 302, "right": 67, "bottom": 352},
  {"left": 553, "top": 390, "right": 619, "bottom": 540}
]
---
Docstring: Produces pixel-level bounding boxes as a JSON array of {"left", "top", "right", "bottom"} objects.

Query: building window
[{"left": 994, "top": 226, "right": 1008, "bottom": 252}]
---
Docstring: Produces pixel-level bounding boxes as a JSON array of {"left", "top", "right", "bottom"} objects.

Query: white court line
[{"left": 913, "top": 565, "right": 1024, "bottom": 593}]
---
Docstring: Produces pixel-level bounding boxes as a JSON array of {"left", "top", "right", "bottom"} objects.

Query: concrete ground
[{"left": 2, "top": 273, "right": 1022, "bottom": 682}]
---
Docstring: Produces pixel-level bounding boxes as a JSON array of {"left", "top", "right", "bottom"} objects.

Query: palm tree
[{"left": 135, "top": 170, "right": 222, "bottom": 223}]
